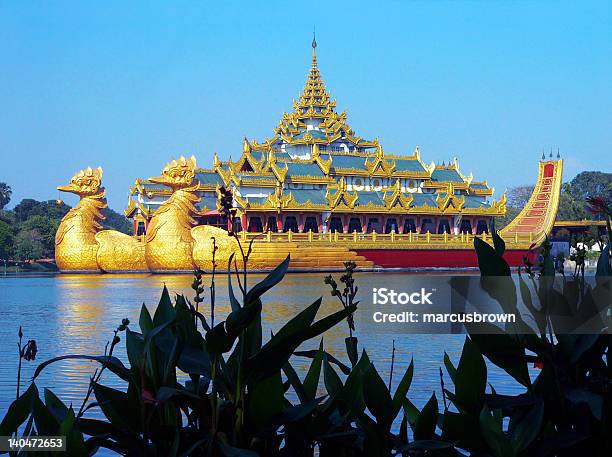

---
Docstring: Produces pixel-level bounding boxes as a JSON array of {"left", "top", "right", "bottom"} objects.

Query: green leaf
[
  {"left": 227, "top": 253, "right": 241, "bottom": 311},
  {"left": 33, "top": 355, "right": 131, "bottom": 382},
  {"left": 345, "top": 336, "right": 358, "bottom": 367},
  {"left": 402, "top": 398, "right": 420, "bottom": 429},
  {"left": 479, "top": 405, "right": 515, "bottom": 457},
  {"left": 467, "top": 326, "right": 531, "bottom": 388},
  {"left": 139, "top": 303, "right": 153, "bottom": 336},
  {"left": 392, "top": 358, "right": 414, "bottom": 420},
  {"left": 323, "top": 353, "right": 343, "bottom": 397},
  {"left": 596, "top": 245, "right": 611, "bottom": 276},
  {"left": 491, "top": 221, "right": 506, "bottom": 256},
  {"left": 31, "top": 394, "right": 60, "bottom": 435},
  {"left": 282, "top": 361, "right": 308, "bottom": 404},
  {"left": 455, "top": 337, "right": 487, "bottom": 413},
  {"left": 205, "top": 322, "right": 236, "bottom": 354},
  {"left": 363, "top": 362, "right": 393, "bottom": 425},
  {"left": 126, "top": 329, "right": 145, "bottom": 369},
  {"left": 245, "top": 255, "right": 290, "bottom": 304},
  {"left": 441, "top": 410, "right": 486, "bottom": 451},
  {"left": 510, "top": 400, "right": 544, "bottom": 452},
  {"left": 273, "top": 396, "right": 325, "bottom": 424},
  {"left": 413, "top": 393, "right": 439, "bottom": 440},
  {"left": 443, "top": 352, "right": 457, "bottom": 384},
  {"left": 153, "top": 285, "right": 176, "bottom": 327},
  {"left": 218, "top": 443, "right": 259, "bottom": 457},
  {"left": 295, "top": 348, "right": 351, "bottom": 375},
  {"left": 565, "top": 388, "right": 603, "bottom": 420},
  {"left": 225, "top": 297, "right": 262, "bottom": 336},
  {"left": 0, "top": 382, "right": 38, "bottom": 436},
  {"left": 93, "top": 382, "right": 140, "bottom": 432},
  {"left": 44, "top": 388, "right": 68, "bottom": 423},
  {"left": 246, "top": 372, "right": 285, "bottom": 425},
  {"left": 59, "top": 407, "right": 87, "bottom": 456},
  {"left": 303, "top": 341, "right": 324, "bottom": 400},
  {"left": 474, "top": 236, "right": 511, "bottom": 276}
]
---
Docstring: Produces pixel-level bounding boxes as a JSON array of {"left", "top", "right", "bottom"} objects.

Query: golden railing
[{"left": 233, "top": 230, "right": 536, "bottom": 249}]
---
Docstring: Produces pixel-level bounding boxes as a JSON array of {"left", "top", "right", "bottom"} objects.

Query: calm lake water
[{"left": 0, "top": 272, "right": 527, "bottom": 452}]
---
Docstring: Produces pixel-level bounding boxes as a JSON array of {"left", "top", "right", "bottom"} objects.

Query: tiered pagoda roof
[{"left": 126, "top": 37, "right": 505, "bottom": 219}]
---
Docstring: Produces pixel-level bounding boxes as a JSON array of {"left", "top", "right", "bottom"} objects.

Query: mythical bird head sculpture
[
  {"left": 149, "top": 156, "right": 197, "bottom": 190},
  {"left": 57, "top": 167, "right": 104, "bottom": 196}
]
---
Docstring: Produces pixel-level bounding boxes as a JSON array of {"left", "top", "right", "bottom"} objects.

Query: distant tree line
[
  {"left": 0, "top": 182, "right": 132, "bottom": 263},
  {"left": 498, "top": 171, "right": 612, "bottom": 228}
]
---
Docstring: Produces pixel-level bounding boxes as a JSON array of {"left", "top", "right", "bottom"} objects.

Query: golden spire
[{"left": 312, "top": 30, "right": 317, "bottom": 68}]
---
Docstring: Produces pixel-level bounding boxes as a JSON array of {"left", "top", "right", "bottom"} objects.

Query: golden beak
[
  {"left": 148, "top": 175, "right": 170, "bottom": 185},
  {"left": 57, "top": 184, "right": 77, "bottom": 193}
]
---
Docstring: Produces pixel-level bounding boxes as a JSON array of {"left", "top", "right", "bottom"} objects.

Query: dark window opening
[
  {"left": 267, "top": 217, "right": 278, "bottom": 232},
  {"left": 284, "top": 216, "right": 298, "bottom": 233},
  {"left": 403, "top": 219, "right": 416, "bottom": 234},
  {"left": 367, "top": 218, "right": 381, "bottom": 233},
  {"left": 459, "top": 220, "right": 472, "bottom": 234},
  {"left": 385, "top": 218, "right": 399, "bottom": 234},
  {"left": 476, "top": 220, "right": 489, "bottom": 235},
  {"left": 304, "top": 216, "right": 318, "bottom": 233},
  {"left": 247, "top": 217, "right": 262, "bottom": 233},
  {"left": 136, "top": 222, "right": 146, "bottom": 236},
  {"left": 420, "top": 218, "right": 434, "bottom": 233},
  {"left": 348, "top": 217, "right": 362, "bottom": 233},
  {"left": 438, "top": 219, "right": 451, "bottom": 234},
  {"left": 329, "top": 217, "right": 344, "bottom": 233},
  {"left": 241, "top": 161, "right": 253, "bottom": 172}
]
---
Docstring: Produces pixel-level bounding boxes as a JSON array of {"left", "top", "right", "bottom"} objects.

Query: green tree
[
  {"left": 0, "top": 182, "right": 11, "bottom": 210},
  {"left": 0, "top": 219, "right": 13, "bottom": 259},
  {"left": 13, "top": 199, "right": 70, "bottom": 223},
  {"left": 20, "top": 215, "right": 58, "bottom": 257},
  {"left": 101, "top": 207, "right": 133, "bottom": 234},
  {"left": 13, "top": 230, "right": 44, "bottom": 261}
]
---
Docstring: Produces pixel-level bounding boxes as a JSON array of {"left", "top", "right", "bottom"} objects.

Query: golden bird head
[
  {"left": 57, "top": 167, "right": 104, "bottom": 196},
  {"left": 149, "top": 156, "right": 197, "bottom": 189}
]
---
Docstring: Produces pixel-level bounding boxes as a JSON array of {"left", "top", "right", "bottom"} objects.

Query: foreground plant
[{"left": 0, "top": 223, "right": 609, "bottom": 456}]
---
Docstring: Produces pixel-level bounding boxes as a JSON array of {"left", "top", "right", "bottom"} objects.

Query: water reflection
[{"left": 0, "top": 273, "right": 525, "bottom": 423}]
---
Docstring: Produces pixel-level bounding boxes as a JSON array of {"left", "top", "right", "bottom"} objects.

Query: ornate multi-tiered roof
[{"left": 125, "top": 37, "right": 505, "bottom": 236}]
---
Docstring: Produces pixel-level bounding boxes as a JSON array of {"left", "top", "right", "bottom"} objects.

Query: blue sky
[{"left": 1, "top": 0, "right": 611, "bottom": 210}]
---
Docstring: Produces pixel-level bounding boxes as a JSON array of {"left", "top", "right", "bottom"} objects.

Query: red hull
[{"left": 355, "top": 249, "right": 536, "bottom": 268}]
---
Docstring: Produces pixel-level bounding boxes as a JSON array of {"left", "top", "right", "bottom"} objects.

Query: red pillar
[
  {"left": 318, "top": 215, "right": 323, "bottom": 233},
  {"left": 342, "top": 215, "right": 349, "bottom": 233},
  {"left": 298, "top": 212, "right": 305, "bottom": 233},
  {"left": 241, "top": 213, "right": 247, "bottom": 232},
  {"left": 361, "top": 217, "right": 367, "bottom": 233},
  {"left": 277, "top": 214, "right": 283, "bottom": 232}
]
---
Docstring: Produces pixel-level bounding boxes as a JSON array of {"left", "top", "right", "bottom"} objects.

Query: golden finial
[
  {"left": 311, "top": 143, "right": 320, "bottom": 158},
  {"left": 267, "top": 148, "right": 276, "bottom": 165},
  {"left": 213, "top": 151, "right": 220, "bottom": 168},
  {"left": 312, "top": 30, "right": 317, "bottom": 67},
  {"left": 243, "top": 138, "right": 251, "bottom": 155}
]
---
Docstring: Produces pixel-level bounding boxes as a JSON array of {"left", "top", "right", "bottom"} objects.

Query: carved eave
[
  {"left": 325, "top": 178, "right": 359, "bottom": 209},
  {"left": 364, "top": 156, "right": 396, "bottom": 176},
  {"left": 382, "top": 181, "right": 414, "bottom": 210},
  {"left": 124, "top": 196, "right": 136, "bottom": 217},
  {"left": 435, "top": 193, "right": 466, "bottom": 212},
  {"left": 270, "top": 162, "right": 288, "bottom": 183},
  {"left": 233, "top": 193, "right": 249, "bottom": 209},
  {"left": 314, "top": 152, "right": 333, "bottom": 175}
]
